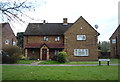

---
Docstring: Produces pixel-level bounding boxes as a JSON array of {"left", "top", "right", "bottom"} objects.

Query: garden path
[{"left": 30, "top": 61, "right": 42, "bottom": 65}]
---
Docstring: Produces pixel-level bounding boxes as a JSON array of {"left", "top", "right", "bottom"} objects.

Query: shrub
[
  {"left": 56, "top": 51, "right": 68, "bottom": 63},
  {"left": 21, "top": 55, "right": 26, "bottom": 60},
  {"left": 2, "top": 46, "right": 23, "bottom": 64}
]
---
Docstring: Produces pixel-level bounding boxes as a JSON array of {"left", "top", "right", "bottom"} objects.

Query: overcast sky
[{"left": 3, "top": 0, "right": 120, "bottom": 41}]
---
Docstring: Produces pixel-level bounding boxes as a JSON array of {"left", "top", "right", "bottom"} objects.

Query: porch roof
[{"left": 25, "top": 43, "right": 64, "bottom": 49}]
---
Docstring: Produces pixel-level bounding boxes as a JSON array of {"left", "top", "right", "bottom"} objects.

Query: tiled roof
[
  {"left": 25, "top": 43, "right": 64, "bottom": 49},
  {"left": 24, "top": 23, "right": 73, "bottom": 36}
]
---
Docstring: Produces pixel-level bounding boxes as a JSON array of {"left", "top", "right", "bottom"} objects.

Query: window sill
[{"left": 75, "top": 56, "right": 88, "bottom": 57}]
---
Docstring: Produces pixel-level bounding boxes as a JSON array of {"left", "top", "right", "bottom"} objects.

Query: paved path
[
  {"left": 1, "top": 63, "right": 120, "bottom": 66},
  {"left": 30, "top": 61, "right": 41, "bottom": 65}
]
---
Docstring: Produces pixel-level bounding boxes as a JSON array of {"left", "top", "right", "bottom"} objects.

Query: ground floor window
[
  {"left": 55, "top": 50, "right": 59, "bottom": 55},
  {"left": 74, "top": 49, "right": 89, "bottom": 56}
]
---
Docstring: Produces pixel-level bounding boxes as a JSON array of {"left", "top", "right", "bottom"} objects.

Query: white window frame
[
  {"left": 43, "top": 36, "right": 48, "bottom": 41},
  {"left": 74, "top": 49, "right": 89, "bottom": 56},
  {"left": 55, "top": 36, "right": 60, "bottom": 41},
  {"left": 112, "top": 39, "right": 116, "bottom": 44},
  {"left": 5, "top": 40, "right": 9, "bottom": 44},
  {"left": 77, "top": 35, "right": 86, "bottom": 40}
]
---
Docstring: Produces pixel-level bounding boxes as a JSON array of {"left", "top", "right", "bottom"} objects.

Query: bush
[
  {"left": 21, "top": 55, "right": 26, "bottom": 60},
  {"left": 2, "top": 46, "right": 23, "bottom": 64},
  {"left": 56, "top": 51, "right": 68, "bottom": 63}
]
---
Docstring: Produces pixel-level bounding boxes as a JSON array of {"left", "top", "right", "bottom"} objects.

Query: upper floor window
[
  {"left": 112, "top": 39, "right": 116, "bottom": 44},
  {"left": 5, "top": 40, "right": 9, "bottom": 44},
  {"left": 43, "top": 36, "right": 48, "bottom": 41},
  {"left": 77, "top": 35, "right": 86, "bottom": 40},
  {"left": 74, "top": 49, "right": 89, "bottom": 56},
  {"left": 13, "top": 41, "right": 16, "bottom": 46},
  {"left": 55, "top": 36, "right": 60, "bottom": 41}
]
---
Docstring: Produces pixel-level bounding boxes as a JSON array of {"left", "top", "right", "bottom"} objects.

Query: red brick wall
[
  {"left": 24, "top": 35, "right": 64, "bottom": 48},
  {"left": 64, "top": 17, "right": 99, "bottom": 61},
  {"left": 2, "top": 23, "right": 17, "bottom": 48},
  {"left": 27, "top": 48, "right": 40, "bottom": 60},
  {"left": 110, "top": 26, "right": 120, "bottom": 58}
]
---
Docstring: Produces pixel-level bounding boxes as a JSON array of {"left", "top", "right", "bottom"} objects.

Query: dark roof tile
[{"left": 24, "top": 23, "right": 73, "bottom": 35}]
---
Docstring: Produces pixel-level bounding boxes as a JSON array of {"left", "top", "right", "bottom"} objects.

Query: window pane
[
  {"left": 55, "top": 38, "right": 57, "bottom": 41},
  {"left": 74, "top": 49, "right": 89, "bottom": 56},
  {"left": 77, "top": 35, "right": 86, "bottom": 40},
  {"left": 5, "top": 40, "right": 9, "bottom": 44},
  {"left": 58, "top": 36, "right": 60, "bottom": 41},
  {"left": 85, "top": 49, "right": 88, "bottom": 56},
  {"left": 55, "top": 50, "right": 59, "bottom": 55},
  {"left": 46, "top": 37, "right": 48, "bottom": 41},
  {"left": 44, "top": 36, "right": 48, "bottom": 41},
  {"left": 74, "top": 49, "right": 77, "bottom": 56},
  {"left": 55, "top": 36, "right": 60, "bottom": 41},
  {"left": 112, "top": 39, "right": 116, "bottom": 44},
  {"left": 13, "top": 41, "right": 16, "bottom": 46}
]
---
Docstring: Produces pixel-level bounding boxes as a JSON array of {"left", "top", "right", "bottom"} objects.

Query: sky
[{"left": 2, "top": 0, "right": 120, "bottom": 41}]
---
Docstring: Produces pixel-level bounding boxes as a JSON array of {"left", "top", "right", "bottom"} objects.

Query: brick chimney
[
  {"left": 63, "top": 18, "right": 68, "bottom": 25},
  {"left": 43, "top": 20, "right": 46, "bottom": 24}
]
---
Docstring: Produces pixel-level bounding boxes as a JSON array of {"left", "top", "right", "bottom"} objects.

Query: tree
[
  {"left": 16, "top": 32, "right": 24, "bottom": 48},
  {"left": 0, "top": 0, "right": 43, "bottom": 23},
  {"left": 99, "top": 41, "right": 110, "bottom": 52},
  {"left": 2, "top": 46, "right": 23, "bottom": 64}
]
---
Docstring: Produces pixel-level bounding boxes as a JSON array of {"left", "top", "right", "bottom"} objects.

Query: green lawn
[
  {"left": 16, "top": 60, "right": 36, "bottom": 64},
  {"left": 15, "top": 59, "right": 119, "bottom": 64},
  {"left": 2, "top": 65, "right": 118, "bottom": 80},
  {"left": 39, "top": 59, "right": 119, "bottom": 64}
]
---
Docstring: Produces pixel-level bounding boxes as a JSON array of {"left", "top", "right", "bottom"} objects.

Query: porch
[{"left": 24, "top": 43, "right": 64, "bottom": 60}]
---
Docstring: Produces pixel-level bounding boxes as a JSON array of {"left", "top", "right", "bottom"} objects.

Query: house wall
[
  {"left": 64, "top": 17, "right": 98, "bottom": 61},
  {"left": 27, "top": 48, "right": 40, "bottom": 60},
  {"left": 118, "top": 28, "right": 120, "bottom": 58},
  {"left": 2, "top": 23, "right": 17, "bottom": 48},
  {"left": 24, "top": 35, "right": 64, "bottom": 60},
  {"left": 110, "top": 26, "right": 120, "bottom": 58},
  {"left": 24, "top": 35, "right": 64, "bottom": 48},
  {"left": 0, "top": 24, "right": 2, "bottom": 51}
]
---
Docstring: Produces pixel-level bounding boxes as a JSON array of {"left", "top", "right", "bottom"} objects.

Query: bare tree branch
[
  {"left": 1, "top": 0, "right": 27, "bottom": 12},
  {"left": 0, "top": 0, "right": 39, "bottom": 23}
]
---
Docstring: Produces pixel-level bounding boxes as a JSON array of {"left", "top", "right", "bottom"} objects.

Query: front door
[{"left": 42, "top": 49, "right": 47, "bottom": 60}]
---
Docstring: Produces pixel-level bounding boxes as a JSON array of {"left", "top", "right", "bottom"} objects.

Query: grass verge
[
  {"left": 39, "top": 59, "right": 119, "bottom": 64},
  {"left": 16, "top": 60, "right": 36, "bottom": 64},
  {"left": 2, "top": 65, "right": 118, "bottom": 80}
]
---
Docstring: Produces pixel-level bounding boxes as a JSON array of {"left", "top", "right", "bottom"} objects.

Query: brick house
[
  {"left": 109, "top": 25, "right": 120, "bottom": 58},
  {"left": 24, "top": 16, "right": 100, "bottom": 61},
  {"left": 1, "top": 23, "right": 17, "bottom": 49}
]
